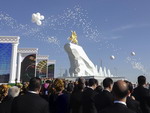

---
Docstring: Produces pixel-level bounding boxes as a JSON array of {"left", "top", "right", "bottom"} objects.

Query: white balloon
[
  {"left": 40, "top": 15, "right": 44, "bottom": 20},
  {"left": 32, "top": 13, "right": 36, "bottom": 19},
  {"left": 36, "top": 20, "right": 42, "bottom": 25},
  {"left": 131, "top": 52, "right": 136, "bottom": 56},
  {"left": 36, "top": 12, "right": 41, "bottom": 17},
  {"left": 32, "top": 14, "right": 37, "bottom": 23},
  {"left": 110, "top": 55, "right": 115, "bottom": 60},
  {"left": 35, "top": 14, "right": 41, "bottom": 20}
]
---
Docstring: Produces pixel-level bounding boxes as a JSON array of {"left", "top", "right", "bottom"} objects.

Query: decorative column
[
  {"left": 9, "top": 43, "right": 18, "bottom": 83},
  {"left": 16, "top": 53, "right": 22, "bottom": 83}
]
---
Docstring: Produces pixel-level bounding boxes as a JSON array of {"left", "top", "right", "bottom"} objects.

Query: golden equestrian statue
[{"left": 68, "top": 31, "right": 78, "bottom": 44}]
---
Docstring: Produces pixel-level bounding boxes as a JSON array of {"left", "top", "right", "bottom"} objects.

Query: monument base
[{"left": 58, "top": 76, "right": 125, "bottom": 84}]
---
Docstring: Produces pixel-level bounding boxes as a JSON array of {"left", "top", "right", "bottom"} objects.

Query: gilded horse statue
[{"left": 68, "top": 31, "right": 78, "bottom": 44}]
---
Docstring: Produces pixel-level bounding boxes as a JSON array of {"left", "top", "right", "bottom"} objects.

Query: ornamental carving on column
[
  {"left": 18, "top": 48, "right": 38, "bottom": 54},
  {"left": 0, "top": 36, "right": 20, "bottom": 44},
  {"left": 37, "top": 55, "right": 49, "bottom": 60}
]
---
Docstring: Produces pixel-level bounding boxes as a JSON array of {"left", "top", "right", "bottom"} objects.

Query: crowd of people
[{"left": 0, "top": 75, "right": 150, "bottom": 113}]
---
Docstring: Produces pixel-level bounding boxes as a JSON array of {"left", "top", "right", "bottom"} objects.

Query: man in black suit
[
  {"left": 70, "top": 78, "right": 85, "bottom": 113},
  {"left": 100, "top": 80, "right": 136, "bottom": 113},
  {"left": 11, "top": 77, "right": 50, "bottom": 113},
  {"left": 125, "top": 80, "right": 142, "bottom": 113},
  {"left": 82, "top": 78, "right": 98, "bottom": 113},
  {"left": 132, "top": 75, "right": 150, "bottom": 113},
  {"left": 95, "top": 77, "right": 114, "bottom": 112}
]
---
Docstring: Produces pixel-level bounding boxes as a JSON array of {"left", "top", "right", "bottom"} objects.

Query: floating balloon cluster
[{"left": 32, "top": 12, "right": 44, "bottom": 26}]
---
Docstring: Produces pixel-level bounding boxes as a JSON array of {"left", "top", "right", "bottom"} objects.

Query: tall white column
[
  {"left": 9, "top": 43, "right": 18, "bottom": 83},
  {"left": 16, "top": 53, "right": 22, "bottom": 83}
]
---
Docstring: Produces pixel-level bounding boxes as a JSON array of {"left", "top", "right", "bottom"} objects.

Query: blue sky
[
  {"left": 0, "top": 43, "right": 12, "bottom": 75},
  {"left": 0, "top": 0, "right": 150, "bottom": 82}
]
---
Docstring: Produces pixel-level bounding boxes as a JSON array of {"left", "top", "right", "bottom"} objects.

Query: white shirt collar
[
  {"left": 28, "top": 91, "right": 39, "bottom": 94},
  {"left": 89, "top": 86, "right": 94, "bottom": 90},
  {"left": 114, "top": 101, "right": 127, "bottom": 106},
  {"left": 103, "top": 89, "right": 110, "bottom": 92}
]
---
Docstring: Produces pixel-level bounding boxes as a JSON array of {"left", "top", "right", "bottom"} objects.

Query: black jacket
[
  {"left": 70, "top": 91, "right": 83, "bottom": 113},
  {"left": 11, "top": 92, "right": 50, "bottom": 113},
  {"left": 127, "top": 96, "right": 143, "bottom": 113},
  {"left": 132, "top": 86, "right": 150, "bottom": 113},
  {"left": 95, "top": 90, "right": 114, "bottom": 112},
  {"left": 0, "top": 96, "right": 14, "bottom": 113},
  {"left": 99, "top": 103, "right": 136, "bottom": 113},
  {"left": 82, "top": 87, "right": 97, "bottom": 113}
]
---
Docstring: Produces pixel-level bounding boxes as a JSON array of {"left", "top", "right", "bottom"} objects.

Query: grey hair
[{"left": 8, "top": 86, "right": 20, "bottom": 98}]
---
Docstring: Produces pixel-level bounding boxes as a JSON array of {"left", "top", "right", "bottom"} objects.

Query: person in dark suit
[
  {"left": 125, "top": 80, "right": 142, "bottom": 113},
  {"left": 132, "top": 75, "right": 150, "bottom": 113},
  {"left": 70, "top": 78, "right": 85, "bottom": 113},
  {"left": 95, "top": 78, "right": 114, "bottom": 112},
  {"left": 11, "top": 77, "right": 50, "bottom": 113},
  {"left": 82, "top": 78, "right": 98, "bottom": 113},
  {"left": 100, "top": 80, "right": 136, "bottom": 113}
]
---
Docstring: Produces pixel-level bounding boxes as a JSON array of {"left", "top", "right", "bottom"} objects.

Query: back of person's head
[
  {"left": 78, "top": 77, "right": 85, "bottom": 84},
  {"left": 89, "top": 78, "right": 97, "bottom": 87},
  {"left": 138, "top": 75, "right": 146, "bottom": 86},
  {"left": 95, "top": 85, "right": 102, "bottom": 94},
  {"left": 113, "top": 80, "right": 129, "bottom": 100},
  {"left": 77, "top": 83, "right": 84, "bottom": 91},
  {"left": 95, "top": 79, "right": 99, "bottom": 86},
  {"left": 71, "top": 79, "right": 84, "bottom": 92},
  {"left": 67, "top": 83, "right": 74, "bottom": 93},
  {"left": 124, "top": 80, "right": 133, "bottom": 93},
  {"left": 85, "top": 80, "right": 89, "bottom": 87},
  {"left": 103, "top": 77, "right": 113, "bottom": 88},
  {"left": 28, "top": 77, "right": 41, "bottom": 91},
  {"left": 8, "top": 86, "right": 20, "bottom": 98},
  {"left": 54, "top": 79, "right": 64, "bottom": 92},
  {"left": 45, "top": 80, "right": 51, "bottom": 84}
]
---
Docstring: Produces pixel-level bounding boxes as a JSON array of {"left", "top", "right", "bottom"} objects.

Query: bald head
[{"left": 113, "top": 80, "right": 129, "bottom": 99}]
